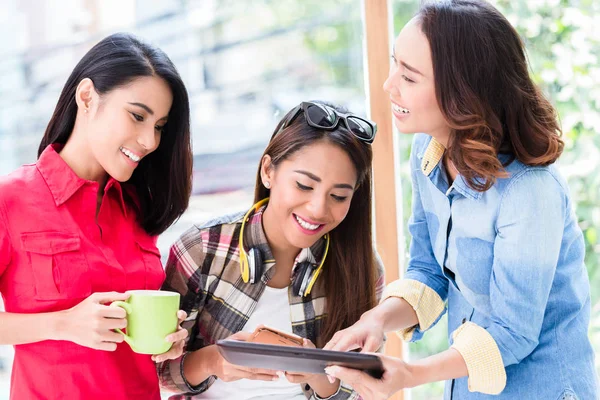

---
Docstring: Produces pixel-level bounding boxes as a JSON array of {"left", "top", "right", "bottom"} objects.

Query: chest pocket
[
  {"left": 21, "top": 232, "right": 91, "bottom": 301},
  {"left": 136, "top": 238, "right": 165, "bottom": 290}
]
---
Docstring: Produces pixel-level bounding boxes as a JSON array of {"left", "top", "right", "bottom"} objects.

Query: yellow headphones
[{"left": 239, "top": 198, "right": 330, "bottom": 297}]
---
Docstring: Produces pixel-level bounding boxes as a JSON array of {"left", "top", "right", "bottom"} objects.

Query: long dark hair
[
  {"left": 39, "top": 33, "right": 192, "bottom": 235},
  {"left": 254, "top": 104, "right": 378, "bottom": 346},
  {"left": 418, "top": 0, "right": 563, "bottom": 191}
]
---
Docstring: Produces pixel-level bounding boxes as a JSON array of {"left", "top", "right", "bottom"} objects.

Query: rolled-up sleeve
[
  {"left": 382, "top": 279, "right": 446, "bottom": 341},
  {"left": 450, "top": 169, "right": 566, "bottom": 394}
]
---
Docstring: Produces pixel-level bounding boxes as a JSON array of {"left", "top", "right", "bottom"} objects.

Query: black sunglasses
[{"left": 276, "top": 101, "right": 377, "bottom": 144}]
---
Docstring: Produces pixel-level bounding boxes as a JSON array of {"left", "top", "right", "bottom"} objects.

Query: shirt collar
[
  {"left": 37, "top": 144, "right": 128, "bottom": 213},
  {"left": 244, "top": 204, "right": 328, "bottom": 277},
  {"left": 453, "top": 174, "right": 483, "bottom": 200},
  {"left": 418, "top": 136, "right": 483, "bottom": 200}
]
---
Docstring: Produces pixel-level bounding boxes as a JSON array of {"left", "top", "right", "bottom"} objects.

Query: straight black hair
[{"left": 39, "top": 33, "right": 193, "bottom": 235}]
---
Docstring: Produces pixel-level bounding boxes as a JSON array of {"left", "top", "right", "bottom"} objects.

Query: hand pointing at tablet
[
  {"left": 325, "top": 354, "right": 407, "bottom": 400},
  {"left": 323, "top": 309, "right": 386, "bottom": 353}
]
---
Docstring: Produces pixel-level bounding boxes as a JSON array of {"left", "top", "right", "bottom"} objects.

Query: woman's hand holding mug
[
  {"left": 57, "top": 291, "right": 130, "bottom": 351},
  {"left": 152, "top": 310, "right": 189, "bottom": 362}
]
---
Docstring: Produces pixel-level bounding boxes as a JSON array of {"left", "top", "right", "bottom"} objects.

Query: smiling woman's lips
[
  {"left": 293, "top": 213, "right": 322, "bottom": 227},
  {"left": 292, "top": 214, "right": 325, "bottom": 235}
]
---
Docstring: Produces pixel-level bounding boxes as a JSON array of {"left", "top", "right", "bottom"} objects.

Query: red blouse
[{"left": 0, "top": 144, "right": 165, "bottom": 399}]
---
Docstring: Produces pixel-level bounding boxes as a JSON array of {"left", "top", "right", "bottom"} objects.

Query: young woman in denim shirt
[{"left": 324, "top": 1, "right": 598, "bottom": 399}]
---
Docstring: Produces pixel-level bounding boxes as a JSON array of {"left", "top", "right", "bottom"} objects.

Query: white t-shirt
[{"left": 197, "top": 285, "right": 306, "bottom": 399}]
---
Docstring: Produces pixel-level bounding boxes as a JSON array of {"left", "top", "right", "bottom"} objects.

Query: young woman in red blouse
[{"left": 0, "top": 33, "right": 193, "bottom": 400}]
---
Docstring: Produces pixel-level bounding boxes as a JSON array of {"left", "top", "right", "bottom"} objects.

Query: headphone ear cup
[
  {"left": 292, "top": 261, "right": 314, "bottom": 297},
  {"left": 248, "top": 247, "right": 264, "bottom": 284}
]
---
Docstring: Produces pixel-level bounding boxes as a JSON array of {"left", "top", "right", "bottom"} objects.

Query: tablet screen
[{"left": 217, "top": 339, "right": 384, "bottom": 379}]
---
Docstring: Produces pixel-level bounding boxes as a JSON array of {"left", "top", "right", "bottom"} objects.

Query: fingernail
[
  {"left": 272, "top": 375, "right": 280, "bottom": 381},
  {"left": 325, "top": 367, "right": 336, "bottom": 377},
  {"left": 276, "top": 371, "right": 284, "bottom": 378},
  {"left": 327, "top": 374, "right": 335, "bottom": 384},
  {"left": 165, "top": 336, "right": 171, "bottom": 342}
]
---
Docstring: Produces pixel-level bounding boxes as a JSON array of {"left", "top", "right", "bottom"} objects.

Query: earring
[
  {"left": 84, "top": 109, "right": 88, "bottom": 113},
  {"left": 264, "top": 181, "right": 271, "bottom": 189}
]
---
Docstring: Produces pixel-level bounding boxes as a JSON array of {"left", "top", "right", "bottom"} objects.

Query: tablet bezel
[{"left": 216, "top": 339, "right": 384, "bottom": 379}]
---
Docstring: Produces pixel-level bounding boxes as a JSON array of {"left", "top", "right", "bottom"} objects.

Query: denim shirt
[{"left": 406, "top": 134, "right": 598, "bottom": 400}]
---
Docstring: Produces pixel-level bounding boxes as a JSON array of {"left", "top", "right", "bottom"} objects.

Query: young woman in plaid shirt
[{"left": 158, "top": 102, "right": 386, "bottom": 399}]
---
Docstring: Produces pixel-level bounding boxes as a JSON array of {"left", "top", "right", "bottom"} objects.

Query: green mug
[{"left": 111, "top": 290, "right": 180, "bottom": 354}]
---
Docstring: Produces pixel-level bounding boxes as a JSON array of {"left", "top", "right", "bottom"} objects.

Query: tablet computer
[{"left": 216, "top": 339, "right": 384, "bottom": 379}]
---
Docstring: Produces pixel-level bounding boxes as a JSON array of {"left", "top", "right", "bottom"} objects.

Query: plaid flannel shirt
[{"left": 157, "top": 205, "right": 385, "bottom": 399}]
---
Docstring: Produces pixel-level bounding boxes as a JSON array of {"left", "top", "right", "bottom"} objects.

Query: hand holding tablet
[{"left": 216, "top": 325, "right": 384, "bottom": 379}]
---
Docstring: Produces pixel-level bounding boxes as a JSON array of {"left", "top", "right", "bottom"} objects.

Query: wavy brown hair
[
  {"left": 254, "top": 104, "right": 378, "bottom": 346},
  {"left": 418, "top": 0, "right": 564, "bottom": 191}
]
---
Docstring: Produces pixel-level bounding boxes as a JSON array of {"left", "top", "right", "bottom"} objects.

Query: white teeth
[
  {"left": 392, "top": 104, "right": 410, "bottom": 114},
  {"left": 120, "top": 147, "right": 140, "bottom": 162},
  {"left": 295, "top": 215, "right": 320, "bottom": 231}
]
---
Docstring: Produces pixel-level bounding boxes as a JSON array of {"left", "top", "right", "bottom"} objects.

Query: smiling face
[
  {"left": 383, "top": 17, "right": 450, "bottom": 144},
  {"left": 261, "top": 140, "right": 357, "bottom": 251},
  {"left": 79, "top": 75, "right": 173, "bottom": 182}
]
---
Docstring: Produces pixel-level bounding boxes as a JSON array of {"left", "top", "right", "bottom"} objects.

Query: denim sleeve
[
  {"left": 487, "top": 168, "right": 566, "bottom": 366},
  {"left": 403, "top": 136, "right": 449, "bottom": 341}
]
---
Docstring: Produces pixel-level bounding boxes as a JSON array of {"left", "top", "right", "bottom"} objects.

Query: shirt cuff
[
  {"left": 450, "top": 321, "right": 507, "bottom": 395},
  {"left": 157, "top": 356, "right": 186, "bottom": 392},
  {"left": 312, "top": 381, "right": 341, "bottom": 400},
  {"left": 311, "top": 381, "right": 358, "bottom": 400},
  {"left": 158, "top": 352, "right": 214, "bottom": 394},
  {"left": 381, "top": 279, "right": 445, "bottom": 341}
]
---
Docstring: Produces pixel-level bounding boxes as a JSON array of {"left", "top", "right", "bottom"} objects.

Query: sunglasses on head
[{"left": 276, "top": 101, "right": 377, "bottom": 144}]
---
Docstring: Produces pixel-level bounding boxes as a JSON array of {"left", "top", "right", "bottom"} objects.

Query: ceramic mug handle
[{"left": 110, "top": 301, "right": 134, "bottom": 348}]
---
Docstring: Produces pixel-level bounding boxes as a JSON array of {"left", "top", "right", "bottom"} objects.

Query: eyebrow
[
  {"left": 401, "top": 61, "right": 424, "bottom": 76},
  {"left": 128, "top": 102, "right": 170, "bottom": 121},
  {"left": 392, "top": 45, "right": 424, "bottom": 76},
  {"left": 294, "top": 170, "right": 355, "bottom": 190},
  {"left": 128, "top": 102, "right": 154, "bottom": 115}
]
